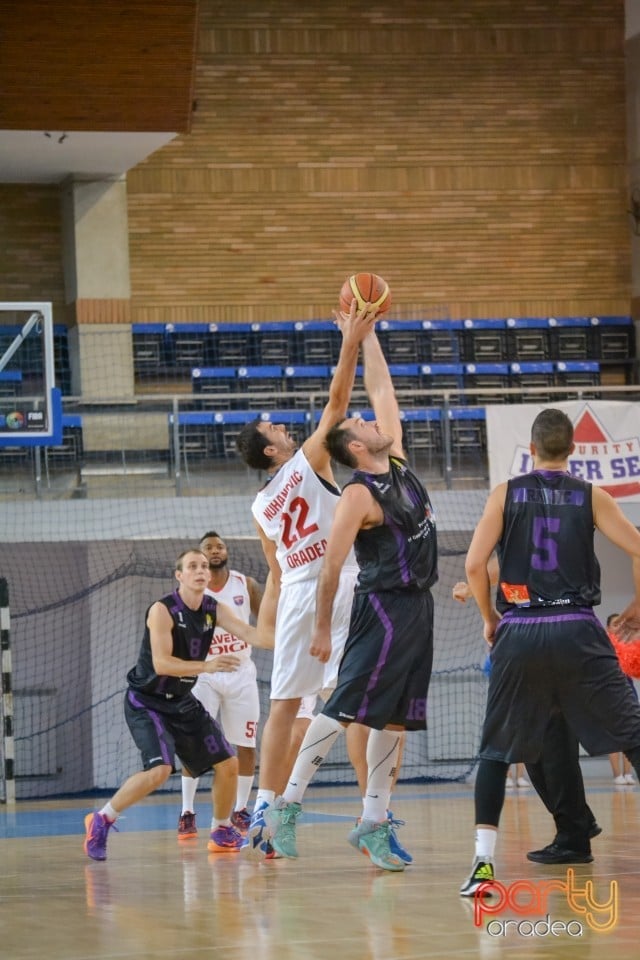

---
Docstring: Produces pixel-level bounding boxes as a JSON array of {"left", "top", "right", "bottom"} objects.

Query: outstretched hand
[
  {"left": 332, "top": 298, "right": 378, "bottom": 341},
  {"left": 203, "top": 654, "right": 241, "bottom": 674}
]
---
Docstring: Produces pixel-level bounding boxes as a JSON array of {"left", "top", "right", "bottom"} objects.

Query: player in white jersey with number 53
[
  {"left": 178, "top": 531, "right": 263, "bottom": 840},
  {"left": 237, "top": 301, "right": 377, "bottom": 854}
]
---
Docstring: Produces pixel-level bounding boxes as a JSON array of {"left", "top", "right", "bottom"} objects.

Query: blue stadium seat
[
  {"left": 509, "top": 361, "right": 555, "bottom": 402},
  {"left": 284, "top": 365, "right": 331, "bottom": 408},
  {"left": 446, "top": 407, "right": 487, "bottom": 475},
  {"left": 547, "top": 316, "right": 590, "bottom": 360},
  {"left": 237, "top": 365, "right": 284, "bottom": 403},
  {"left": 377, "top": 320, "right": 427, "bottom": 364},
  {"left": 462, "top": 319, "right": 508, "bottom": 362},
  {"left": 191, "top": 366, "right": 238, "bottom": 408},
  {"left": 555, "top": 361, "right": 601, "bottom": 397},
  {"left": 401, "top": 408, "right": 442, "bottom": 468},
  {"left": 132, "top": 323, "right": 166, "bottom": 377},
  {"left": 295, "top": 320, "right": 341, "bottom": 365},
  {"left": 165, "top": 323, "right": 211, "bottom": 371},
  {"left": 419, "top": 363, "right": 464, "bottom": 404},
  {"left": 505, "top": 317, "right": 551, "bottom": 361},
  {"left": 463, "top": 363, "right": 510, "bottom": 404},
  {"left": 420, "top": 320, "right": 464, "bottom": 362},
  {"left": 588, "top": 315, "right": 635, "bottom": 361},
  {"left": 208, "top": 322, "right": 252, "bottom": 367},
  {"left": 387, "top": 364, "right": 422, "bottom": 406},
  {"left": 251, "top": 322, "right": 296, "bottom": 365}
]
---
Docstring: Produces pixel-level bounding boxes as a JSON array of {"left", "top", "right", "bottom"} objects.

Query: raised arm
[
  {"left": 361, "top": 328, "right": 404, "bottom": 458},
  {"left": 303, "top": 301, "right": 376, "bottom": 475}
]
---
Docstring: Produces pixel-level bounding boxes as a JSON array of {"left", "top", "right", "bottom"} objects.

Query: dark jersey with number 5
[
  {"left": 126, "top": 590, "right": 218, "bottom": 698},
  {"left": 496, "top": 469, "right": 601, "bottom": 613}
]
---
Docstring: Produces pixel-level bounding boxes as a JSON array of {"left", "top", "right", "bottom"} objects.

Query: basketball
[{"left": 339, "top": 273, "right": 392, "bottom": 315}]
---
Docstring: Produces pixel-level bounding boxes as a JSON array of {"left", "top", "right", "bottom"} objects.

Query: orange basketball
[{"left": 339, "top": 273, "right": 392, "bottom": 315}]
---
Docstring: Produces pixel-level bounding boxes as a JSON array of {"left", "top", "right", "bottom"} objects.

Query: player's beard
[{"left": 208, "top": 559, "right": 227, "bottom": 571}]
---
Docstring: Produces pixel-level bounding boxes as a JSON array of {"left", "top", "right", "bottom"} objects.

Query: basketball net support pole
[{"left": 0, "top": 578, "right": 16, "bottom": 805}]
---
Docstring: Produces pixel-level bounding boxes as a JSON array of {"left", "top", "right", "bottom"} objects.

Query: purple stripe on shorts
[
  {"left": 500, "top": 610, "right": 599, "bottom": 626},
  {"left": 356, "top": 594, "right": 394, "bottom": 722},
  {"left": 127, "top": 690, "right": 172, "bottom": 765}
]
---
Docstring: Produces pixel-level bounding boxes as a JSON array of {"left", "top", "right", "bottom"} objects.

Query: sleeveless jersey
[
  {"left": 204, "top": 570, "right": 252, "bottom": 661},
  {"left": 252, "top": 446, "right": 356, "bottom": 585},
  {"left": 345, "top": 456, "right": 438, "bottom": 593},
  {"left": 497, "top": 469, "right": 601, "bottom": 613},
  {"left": 126, "top": 590, "right": 218, "bottom": 698}
]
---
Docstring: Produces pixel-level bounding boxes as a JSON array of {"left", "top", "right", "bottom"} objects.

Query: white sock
[
  {"left": 212, "top": 818, "right": 231, "bottom": 829},
  {"left": 282, "top": 713, "right": 344, "bottom": 805},
  {"left": 181, "top": 776, "right": 199, "bottom": 815},
  {"left": 255, "top": 789, "right": 276, "bottom": 810},
  {"left": 475, "top": 827, "right": 497, "bottom": 860},
  {"left": 235, "top": 775, "right": 253, "bottom": 811},
  {"left": 361, "top": 729, "right": 401, "bottom": 823},
  {"left": 99, "top": 802, "right": 118, "bottom": 822}
]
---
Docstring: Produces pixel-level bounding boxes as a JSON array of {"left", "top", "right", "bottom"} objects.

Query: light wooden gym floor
[{"left": 1, "top": 776, "right": 639, "bottom": 960}]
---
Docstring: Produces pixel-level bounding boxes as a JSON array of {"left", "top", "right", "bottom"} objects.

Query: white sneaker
[
  {"left": 516, "top": 777, "right": 530, "bottom": 788},
  {"left": 505, "top": 776, "right": 514, "bottom": 789},
  {"left": 624, "top": 773, "right": 636, "bottom": 785},
  {"left": 613, "top": 774, "right": 627, "bottom": 785}
]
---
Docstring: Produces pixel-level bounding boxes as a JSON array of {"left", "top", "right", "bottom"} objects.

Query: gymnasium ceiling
[{"left": 0, "top": 0, "right": 199, "bottom": 184}]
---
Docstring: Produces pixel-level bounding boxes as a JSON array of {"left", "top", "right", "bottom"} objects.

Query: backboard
[{"left": 0, "top": 302, "right": 62, "bottom": 446}]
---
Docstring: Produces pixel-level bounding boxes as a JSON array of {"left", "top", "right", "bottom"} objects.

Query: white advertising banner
[{"left": 486, "top": 401, "right": 640, "bottom": 501}]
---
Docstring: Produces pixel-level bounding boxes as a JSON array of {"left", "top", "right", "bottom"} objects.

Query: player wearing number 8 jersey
[
  {"left": 236, "top": 301, "right": 377, "bottom": 853},
  {"left": 461, "top": 407, "right": 640, "bottom": 896}
]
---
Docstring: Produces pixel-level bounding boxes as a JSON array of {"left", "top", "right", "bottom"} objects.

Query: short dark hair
[
  {"left": 606, "top": 613, "right": 619, "bottom": 628},
  {"left": 236, "top": 418, "right": 273, "bottom": 470},
  {"left": 176, "top": 548, "right": 208, "bottom": 570},
  {"left": 531, "top": 408, "right": 573, "bottom": 461},
  {"left": 325, "top": 420, "right": 358, "bottom": 468},
  {"left": 200, "top": 530, "right": 221, "bottom": 543}
]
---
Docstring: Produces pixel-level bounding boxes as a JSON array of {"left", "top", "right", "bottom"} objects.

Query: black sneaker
[
  {"left": 459, "top": 857, "right": 496, "bottom": 896},
  {"left": 588, "top": 821, "right": 602, "bottom": 839},
  {"left": 526, "top": 842, "right": 593, "bottom": 864}
]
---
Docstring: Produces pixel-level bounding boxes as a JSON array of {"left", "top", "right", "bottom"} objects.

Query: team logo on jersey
[
  {"left": 509, "top": 403, "right": 640, "bottom": 500},
  {"left": 500, "top": 582, "right": 531, "bottom": 606},
  {"left": 205, "top": 614, "right": 213, "bottom": 628},
  {"left": 233, "top": 595, "right": 244, "bottom": 606}
]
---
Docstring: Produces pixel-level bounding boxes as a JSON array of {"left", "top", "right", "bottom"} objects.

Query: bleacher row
[
  {"left": 132, "top": 316, "right": 636, "bottom": 376},
  {"left": 190, "top": 360, "right": 603, "bottom": 407},
  {"left": 40, "top": 408, "right": 483, "bottom": 469},
  {"left": 169, "top": 406, "right": 483, "bottom": 466}
]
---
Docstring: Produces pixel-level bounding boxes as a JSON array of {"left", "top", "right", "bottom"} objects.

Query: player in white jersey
[
  {"left": 237, "top": 300, "right": 376, "bottom": 854},
  {"left": 178, "top": 531, "right": 263, "bottom": 839}
]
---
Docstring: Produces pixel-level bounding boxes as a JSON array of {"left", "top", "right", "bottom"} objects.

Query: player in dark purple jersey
[{"left": 460, "top": 408, "right": 640, "bottom": 896}]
